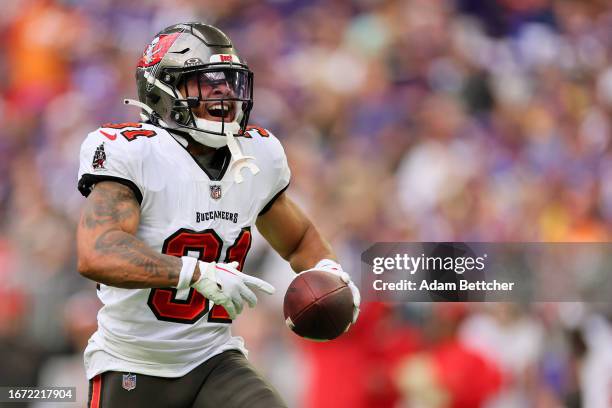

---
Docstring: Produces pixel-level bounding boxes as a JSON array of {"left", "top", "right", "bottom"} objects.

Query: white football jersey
[{"left": 77, "top": 122, "right": 290, "bottom": 379}]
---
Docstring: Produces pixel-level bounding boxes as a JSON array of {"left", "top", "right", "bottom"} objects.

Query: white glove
[
  {"left": 305, "top": 259, "right": 360, "bottom": 324},
  {"left": 192, "top": 261, "right": 275, "bottom": 319}
]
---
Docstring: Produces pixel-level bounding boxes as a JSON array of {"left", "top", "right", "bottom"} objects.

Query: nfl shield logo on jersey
[
  {"left": 210, "top": 185, "right": 222, "bottom": 200},
  {"left": 122, "top": 373, "right": 137, "bottom": 391},
  {"left": 92, "top": 143, "right": 106, "bottom": 170}
]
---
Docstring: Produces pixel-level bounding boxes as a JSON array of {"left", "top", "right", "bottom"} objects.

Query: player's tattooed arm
[
  {"left": 77, "top": 181, "right": 200, "bottom": 288},
  {"left": 256, "top": 193, "right": 335, "bottom": 272}
]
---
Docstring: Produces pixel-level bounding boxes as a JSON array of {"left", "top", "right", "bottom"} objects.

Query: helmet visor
[{"left": 180, "top": 68, "right": 252, "bottom": 101}]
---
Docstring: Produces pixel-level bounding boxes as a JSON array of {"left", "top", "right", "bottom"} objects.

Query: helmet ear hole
[
  {"left": 161, "top": 73, "right": 174, "bottom": 84},
  {"left": 171, "top": 109, "right": 190, "bottom": 125}
]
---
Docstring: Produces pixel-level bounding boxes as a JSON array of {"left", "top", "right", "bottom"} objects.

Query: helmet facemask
[{"left": 168, "top": 66, "right": 253, "bottom": 148}]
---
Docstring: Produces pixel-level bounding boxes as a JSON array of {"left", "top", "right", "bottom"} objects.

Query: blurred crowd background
[{"left": 0, "top": 0, "right": 611, "bottom": 406}]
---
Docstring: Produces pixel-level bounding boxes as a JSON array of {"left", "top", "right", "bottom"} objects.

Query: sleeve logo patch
[
  {"left": 99, "top": 129, "right": 117, "bottom": 140},
  {"left": 92, "top": 142, "right": 107, "bottom": 170}
]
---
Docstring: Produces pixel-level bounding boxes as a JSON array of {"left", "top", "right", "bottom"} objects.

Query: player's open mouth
[{"left": 206, "top": 102, "right": 234, "bottom": 119}]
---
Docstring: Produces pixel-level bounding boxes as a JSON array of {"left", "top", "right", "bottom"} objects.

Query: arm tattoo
[
  {"left": 79, "top": 181, "right": 181, "bottom": 288},
  {"left": 94, "top": 229, "right": 181, "bottom": 286},
  {"left": 80, "top": 182, "right": 138, "bottom": 229}
]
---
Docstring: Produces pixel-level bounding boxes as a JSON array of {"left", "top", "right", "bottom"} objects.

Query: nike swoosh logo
[{"left": 99, "top": 130, "right": 117, "bottom": 140}]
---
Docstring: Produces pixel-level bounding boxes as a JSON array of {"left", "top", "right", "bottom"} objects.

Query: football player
[{"left": 76, "top": 23, "right": 360, "bottom": 408}]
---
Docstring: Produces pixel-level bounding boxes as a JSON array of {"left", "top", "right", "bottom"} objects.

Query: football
[{"left": 283, "top": 270, "right": 354, "bottom": 341}]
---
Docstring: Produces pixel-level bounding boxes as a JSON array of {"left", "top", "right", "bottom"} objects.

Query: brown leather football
[{"left": 283, "top": 270, "right": 353, "bottom": 341}]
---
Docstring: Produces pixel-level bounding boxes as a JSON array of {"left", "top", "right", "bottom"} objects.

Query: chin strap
[{"left": 225, "top": 130, "right": 260, "bottom": 183}]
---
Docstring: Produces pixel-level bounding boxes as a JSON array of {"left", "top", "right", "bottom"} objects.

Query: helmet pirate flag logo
[
  {"left": 210, "top": 185, "right": 222, "bottom": 200},
  {"left": 92, "top": 143, "right": 106, "bottom": 170},
  {"left": 137, "top": 33, "right": 180, "bottom": 68}
]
